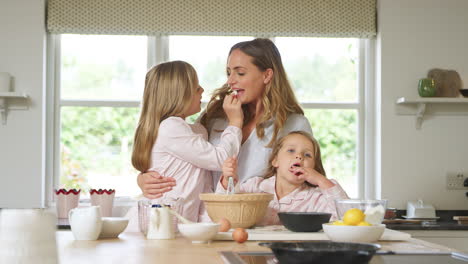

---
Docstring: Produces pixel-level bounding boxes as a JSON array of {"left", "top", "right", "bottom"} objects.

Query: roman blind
[{"left": 47, "top": 0, "right": 376, "bottom": 38}]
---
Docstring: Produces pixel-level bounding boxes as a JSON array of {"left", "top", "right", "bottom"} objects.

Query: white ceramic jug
[
  {"left": 147, "top": 205, "right": 175, "bottom": 239},
  {"left": 69, "top": 206, "right": 103, "bottom": 240}
]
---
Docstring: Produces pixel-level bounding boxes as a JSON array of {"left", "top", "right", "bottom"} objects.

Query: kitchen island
[{"left": 56, "top": 231, "right": 464, "bottom": 264}]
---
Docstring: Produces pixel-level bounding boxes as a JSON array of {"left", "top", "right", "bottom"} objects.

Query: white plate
[{"left": 402, "top": 215, "right": 440, "bottom": 220}]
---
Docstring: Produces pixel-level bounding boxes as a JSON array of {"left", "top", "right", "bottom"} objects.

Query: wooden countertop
[{"left": 56, "top": 231, "right": 456, "bottom": 264}]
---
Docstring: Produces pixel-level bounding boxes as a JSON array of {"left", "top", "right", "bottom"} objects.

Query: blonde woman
[
  {"left": 131, "top": 61, "right": 243, "bottom": 223},
  {"left": 217, "top": 131, "right": 349, "bottom": 225},
  {"left": 138, "top": 39, "right": 313, "bottom": 201}
]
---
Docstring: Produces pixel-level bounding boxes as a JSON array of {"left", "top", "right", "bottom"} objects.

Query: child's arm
[
  {"left": 290, "top": 167, "right": 335, "bottom": 189},
  {"left": 220, "top": 157, "right": 238, "bottom": 189}
]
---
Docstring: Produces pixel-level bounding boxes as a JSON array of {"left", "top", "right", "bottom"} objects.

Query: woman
[{"left": 137, "top": 38, "right": 312, "bottom": 199}]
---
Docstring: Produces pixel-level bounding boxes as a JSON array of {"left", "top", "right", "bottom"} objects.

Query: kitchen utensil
[
  {"left": 147, "top": 205, "right": 175, "bottom": 239},
  {"left": 259, "top": 241, "right": 381, "bottom": 264},
  {"left": 335, "top": 199, "right": 387, "bottom": 225},
  {"left": 99, "top": 217, "right": 129, "bottom": 238},
  {"left": 0, "top": 209, "right": 58, "bottom": 263},
  {"left": 90, "top": 189, "right": 115, "bottom": 217},
  {"left": 200, "top": 193, "right": 273, "bottom": 228},
  {"left": 178, "top": 223, "right": 220, "bottom": 243},
  {"left": 226, "top": 176, "right": 235, "bottom": 194},
  {"left": 322, "top": 223, "right": 385, "bottom": 243},
  {"left": 168, "top": 207, "right": 195, "bottom": 224},
  {"left": 278, "top": 212, "right": 331, "bottom": 232},
  {"left": 68, "top": 206, "right": 103, "bottom": 240},
  {"left": 406, "top": 200, "right": 436, "bottom": 218},
  {"left": 55, "top": 188, "right": 80, "bottom": 219}
]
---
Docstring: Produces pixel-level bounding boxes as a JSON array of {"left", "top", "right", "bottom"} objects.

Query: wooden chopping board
[{"left": 214, "top": 225, "right": 411, "bottom": 241}]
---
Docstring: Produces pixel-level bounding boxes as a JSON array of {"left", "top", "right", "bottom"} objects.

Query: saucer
[{"left": 402, "top": 215, "right": 440, "bottom": 220}]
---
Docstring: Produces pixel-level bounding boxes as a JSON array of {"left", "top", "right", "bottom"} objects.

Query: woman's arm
[{"left": 137, "top": 171, "right": 176, "bottom": 199}]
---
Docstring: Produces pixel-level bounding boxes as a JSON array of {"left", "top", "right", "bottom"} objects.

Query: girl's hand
[
  {"left": 223, "top": 94, "right": 243, "bottom": 128},
  {"left": 221, "top": 157, "right": 238, "bottom": 189},
  {"left": 290, "top": 167, "right": 335, "bottom": 189},
  {"left": 137, "top": 171, "right": 176, "bottom": 199}
]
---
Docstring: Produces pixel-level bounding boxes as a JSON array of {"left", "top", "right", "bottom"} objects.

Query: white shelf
[
  {"left": 0, "top": 92, "right": 28, "bottom": 98},
  {"left": 396, "top": 97, "right": 468, "bottom": 129},
  {"left": 0, "top": 92, "right": 29, "bottom": 125}
]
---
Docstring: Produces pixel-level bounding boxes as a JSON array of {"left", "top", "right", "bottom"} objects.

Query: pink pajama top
[
  {"left": 216, "top": 176, "right": 349, "bottom": 225},
  {"left": 150, "top": 117, "right": 242, "bottom": 222}
]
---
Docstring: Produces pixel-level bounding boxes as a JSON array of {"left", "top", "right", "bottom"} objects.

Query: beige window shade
[{"left": 47, "top": 0, "right": 376, "bottom": 38}]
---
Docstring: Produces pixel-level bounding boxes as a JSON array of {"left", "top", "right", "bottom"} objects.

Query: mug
[
  {"left": 90, "top": 189, "right": 115, "bottom": 217},
  {"left": 69, "top": 206, "right": 103, "bottom": 240},
  {"left": 0, "top": 209, "right": 58, "bottom": 263},
  {"left": 418, "top": 78, "right": 437, "bottom": 97}
]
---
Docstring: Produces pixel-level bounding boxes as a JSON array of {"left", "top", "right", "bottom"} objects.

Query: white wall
[
  {"left": 378, "top": 0, "right": 468, "bottom": 209},
  {"left": 1, "top": 0, "right": 468, "bottom": 210},
  {"left": 0, "top": 0, "right": 47, "bottom": 208}
]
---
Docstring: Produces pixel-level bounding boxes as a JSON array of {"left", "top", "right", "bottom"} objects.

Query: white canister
[
  {"left": 0, "top": 209, "right": 58, "bottom": 264},
  {"left": 147, "top": 205, "right": 175, "bottom": 240},
  {"left": 69, "top": 206, "right": 103, "bottom": 240}
]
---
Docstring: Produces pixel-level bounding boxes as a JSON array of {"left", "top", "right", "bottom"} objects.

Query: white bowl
[
  {"left": 322, "top": 223, "right": 385, "bottom": 243},
  {"left": 177, "top": 223, "right": 220, "bottom": 243},
  {"left": 99, "top": 217, "right": 129, "bottom": 238}
]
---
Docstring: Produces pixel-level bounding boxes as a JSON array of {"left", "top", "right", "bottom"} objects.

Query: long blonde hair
[
  {"left": 264, "top": 131, "right": 326, "bottom": 187},
  {"left": 200, "top": 38, "right": 304, "bottom": 147},
  {"left": 132, "top": 61, "right": 198, "bottom": 172}
]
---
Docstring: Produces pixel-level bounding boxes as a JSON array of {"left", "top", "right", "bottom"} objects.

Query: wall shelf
[
  {"left": 396, "top": 97, "right": 468, "bottom": 129},
  {"left": 0, "top": 92, "right": 29, "bottom": 125}
]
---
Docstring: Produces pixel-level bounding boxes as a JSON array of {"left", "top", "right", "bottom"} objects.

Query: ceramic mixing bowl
[
  {"left": 177, "top": 223, "right": 220, "bottom": 243},
  {"left": 278, "top": 212, "right": 331, "bottom": 232},
  {"left": 199, "top": 193, "right": 273, "bottom": 228}
]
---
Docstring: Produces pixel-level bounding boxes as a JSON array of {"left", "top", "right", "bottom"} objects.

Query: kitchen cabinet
[
  {"left": 395, "top": 97, "right": 468, "bottom": 129},
  {"left": 402, "top": 230, "right": 468, "bottom": 252}
]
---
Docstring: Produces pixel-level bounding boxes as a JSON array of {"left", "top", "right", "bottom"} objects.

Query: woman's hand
[
  {"left": 221, "top": 157, "right": 238, "bottom": 189},
  {"left": 223, "top": 94, "right": 243, "bottom": 128},
  {"left": 137, "top": 171, "right": 176, "bottom": 199},
  {"left": 291, "top": 167, "right": 335, "bottom": 190}
]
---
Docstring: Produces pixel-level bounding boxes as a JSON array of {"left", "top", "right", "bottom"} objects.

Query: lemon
[
  {"left": 331, "top": 220, "right": 345, "bottom": 226},
  {"left": 343, "top": 208, "right": 365, "bottom": 226},
  {"left": 357, "top": 221, "right": 372, "bottom": 226}
]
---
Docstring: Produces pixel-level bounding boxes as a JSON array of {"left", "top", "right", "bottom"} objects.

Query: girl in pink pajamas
[
  {"left": 131, "top": 61, "right": 243, "bottom": 223},
  {"left": 217, "top": 131, "right": 349, "bottom": 226}
]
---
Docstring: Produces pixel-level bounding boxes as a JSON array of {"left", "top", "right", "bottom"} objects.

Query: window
[{"left": 52, "top": 35, "right": 369, "bottom": 200}]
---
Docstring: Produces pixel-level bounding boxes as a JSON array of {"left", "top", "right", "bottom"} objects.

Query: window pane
[
  {"left": 276, "top": 37, "right": 358, "bottom": 102},
  {"left": 168, "top": 36, "right": 253, "bottom": 101},
  {"left": 60, "top": 107, "right": 140, "bottom": 197},
  {"left": 61, "top": 34, "right": 148, "bottom": 100},
  {"left": 304, "top": 109, "right": 358, "bottom": 197}
]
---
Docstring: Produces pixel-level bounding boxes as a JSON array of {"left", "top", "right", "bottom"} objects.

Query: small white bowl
[
  {"left": 177, "top": 223, "right": 220, "bottom": 243},
  {"left": 322, "top": 223, "right": 385, "bottom": 243},
  {"left": 99, "top": 217, "right": 129, "bottom": 239}
]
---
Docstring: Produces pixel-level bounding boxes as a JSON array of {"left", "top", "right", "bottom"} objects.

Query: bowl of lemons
[{"left": 323, "top": 200, "right": 387, "bottom": 243}]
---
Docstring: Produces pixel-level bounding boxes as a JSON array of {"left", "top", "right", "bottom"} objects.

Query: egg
[
  {"left": 218, "top": 218, "right": 231, "bottom": 232},
  {"left": 232, "top": 228, "right": 248, "bottom": 243}
]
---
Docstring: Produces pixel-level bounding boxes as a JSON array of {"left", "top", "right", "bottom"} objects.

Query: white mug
[
  {"left": 147, "top": 206, "right": 175, "bottom": 239},
  {"left": 0, "top": 209, "right": 58, "bottom": 263},
  {"left": 69, "top": 206, "right": 103, "bottom": 240}
]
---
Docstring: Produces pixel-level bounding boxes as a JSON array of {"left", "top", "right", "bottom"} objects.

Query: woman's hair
[
  {"left": 263, "top": 131, "right": 326, "bottom": 187},
  {"left": 200, "top": 38, "right": 304, "bottom": 147},
  {"left": 132, "top": 61, "right": 198, "bottom": 172}
]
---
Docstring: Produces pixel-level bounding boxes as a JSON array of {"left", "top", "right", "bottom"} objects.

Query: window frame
[{"left": 46, "top": 35, "right": 375, "bottom": 205}]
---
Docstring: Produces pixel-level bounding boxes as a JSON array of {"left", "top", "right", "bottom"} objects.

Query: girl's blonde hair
[
  {"left": 200, "top": 38, "right": 304, "bottom": 147},
  {"left": 132, "top": 61, "right": 198, "bottom": 172},
  {"left": 264, "top": 131, "right": 326, "bottom": 187}
]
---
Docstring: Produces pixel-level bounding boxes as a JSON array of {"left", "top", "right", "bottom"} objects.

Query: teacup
[{"left": 69, "top": 206, "right": 103, "bottom": 240}]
